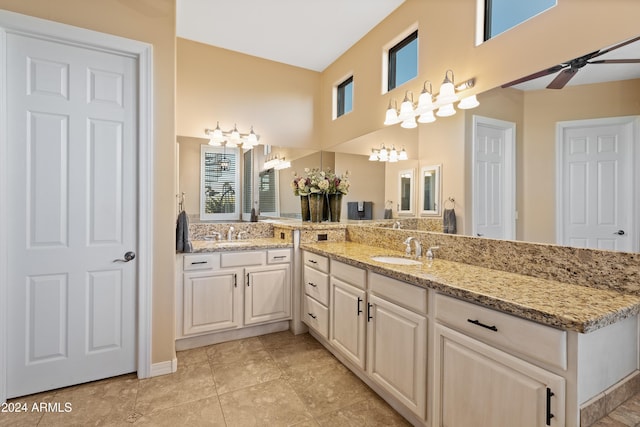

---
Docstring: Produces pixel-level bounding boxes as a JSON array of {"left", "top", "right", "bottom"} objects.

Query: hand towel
[
  {"left": 384, "top": 209, "right": 393, "bottom": 219},
  {"left": 443, "top": 208, "right": 457, "bottom": 234},
  {"left": 176, "top": 210, "right": 193, "bottom": 253}
]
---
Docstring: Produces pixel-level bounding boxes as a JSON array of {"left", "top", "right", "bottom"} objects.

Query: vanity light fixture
[
  {"left": 368, "top": 145, "right": 408, "bottom": 162},
  {"left": 384, "top": 71, "right": 479, "bottom": 127},
  {"left": 263, "top": 154, "right": 290, "bottom": 171},
  {"left": 205, "top": 122, "right": 260, "bottom": 148}
]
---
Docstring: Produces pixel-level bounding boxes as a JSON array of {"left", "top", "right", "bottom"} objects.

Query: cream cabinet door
[
  {"left": 183, "top": 269, "right": 243, "bottom": 335},
  {"left": 434, "top": 325, "right": 565, "bottom": 427},
  {"left": 330, "top": 277, "right": 366, "bottom": 369},
  {"left": 244, "top": 264, "right": 291, "bottom": 325},
  {"left": 366, "top": 294, "right": 427, "bottom": 419}
]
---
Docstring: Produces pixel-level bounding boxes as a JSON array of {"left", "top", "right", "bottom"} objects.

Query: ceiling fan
[{"left": 502, "top": 35, "right": 640, "bottom": 89}]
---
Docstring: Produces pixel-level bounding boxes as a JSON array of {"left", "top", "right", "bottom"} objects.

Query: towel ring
[{"left": 444, "top": 197, "right": 455, "bottom": 209}]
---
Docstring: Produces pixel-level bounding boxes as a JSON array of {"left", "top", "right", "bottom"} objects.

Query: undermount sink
[{"left": 370, "top": 255, "right": 422, "bottom": 266}]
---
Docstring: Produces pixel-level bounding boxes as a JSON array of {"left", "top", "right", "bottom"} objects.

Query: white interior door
[
  {"left": 557, "top": 117, "right": 637, "bottom": 251},
  {"left": 473, "top": 116, "right": 516, "bottom": 239},
  {"left": 6, "top": 32, "right": 138, "bottom": 398}
]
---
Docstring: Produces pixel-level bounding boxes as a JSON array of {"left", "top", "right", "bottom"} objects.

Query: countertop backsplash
[{"left": 346, "top": 225, "right": 640, "bottom": 296}]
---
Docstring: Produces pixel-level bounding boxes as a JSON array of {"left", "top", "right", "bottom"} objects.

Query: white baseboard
[{"left": 150, "top": 357, "right": 178, "bottom": 377}]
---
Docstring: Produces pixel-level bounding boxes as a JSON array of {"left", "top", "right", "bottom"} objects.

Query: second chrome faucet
[{"left": 403, "top": 237, "right": 422, "bottom": 259}]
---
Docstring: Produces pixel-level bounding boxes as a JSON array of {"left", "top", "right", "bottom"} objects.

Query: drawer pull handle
[
  {"left": 307, "top": 282, "right": 317, "bottom": 287},
  {"left": 307, "top": 312, "right": 317, "bottom": 319},
  {"left": 273, "top": 255, "right": 286, "bottom": 259},
  {"left": 246, "top": 273, "right": 250, "bottom": 287},
  {"left": 233, "top": 273, "right": 237, "bottom": 288},
  {"left": 190, "top": 261, "right": 208, "bottom": 265},
  {"left": 367, "top": 303, "right": 373, "bottom": 322},
  {"left": 467, "top": 318, "right": 498, "bottom": 332},
  {"left": 546, "top": 388, "right": 555, "bottom": 426},
  {"left": 309, "top": 259, "right": 318, "bottom": 264},
  {"left": 357, "top": 297, "right": 363, "bottom": 316}
]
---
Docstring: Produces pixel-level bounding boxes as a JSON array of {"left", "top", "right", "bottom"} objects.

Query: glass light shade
[
  {"left": 379, "top": 146, "right": 388, "bottom": 157},
  {"left": 389, "top": 149, "right": 398, "bottom": 162},
  {"left": 416, "top": 91, "right": 434, "bottom": 115},
  {"left": 212, "top": 127, "right": 223, "bottom": 140},
  {"left": 369, "top": 151, "right": 378, "bottom": 161},
  {"left": 247, "top": 130, "right": 258, "bottom": 144},
  {"left": 401, "top": 116, "right": 417, "bottom": 129},
  {"left": 398, "top": 99, "right": 415, "bottom": 121},
  {"left": 436, "top": 81, "right": 458, "bottom": 105},
  {"left": 384, "top": 107, "right": 400, "bottom": 125},
  {"left": 436, "top": 103, "right": 456, "bottom": 117},
  {"left": 458, "top": 94, "right": 480, "bottom": 109},
  {"left": 418, "top": 111, "right": 436, "bottom": 123},
  {"left": 208, "top": 137, "right": 222, "bottom": 146},
  {"left": 399, "top": 148, "right": 408, "bottom": 160}
]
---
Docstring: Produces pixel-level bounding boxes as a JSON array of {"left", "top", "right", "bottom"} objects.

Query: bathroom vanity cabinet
[
  {"left": 300, "top": 243, "right": 640, "bottom": 427},
  {"left": 176, "top": 248, "right": 291, "bottom": 346},
  {"left": 302, "top": 252, "right": 428, "bottom": 421}
]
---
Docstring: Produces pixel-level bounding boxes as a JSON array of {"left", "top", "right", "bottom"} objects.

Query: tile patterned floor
[
  {"left": 591, "top": 392, "right": 640, "bottom": 427},
  {"left": 0, "top": 331, "right": 410, "bottom": 427}
]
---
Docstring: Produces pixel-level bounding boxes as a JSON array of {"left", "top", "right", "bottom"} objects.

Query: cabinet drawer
[
  {"left": 331, "top": 259, "right": 366, "bottom": 289},
  {"left": 369, "top": 272, "right": 427, "bottom": 315},
  {"left": 304, "top": 295, "right": 328, "bottom": 339},
  {"left": 267, "top": 248, "right": 291, "bottom": 264},
  {"left": 435, "top": 293, "right": 567, "bottom": 370},
  {"left": 303, "top": 251, "right": 329, "bottom": 273},
  {"left": 221, "top": 251, "right": 266, "bottom": 267},
  {"left": 183, "top": 253, "right": 219, "bottom": 271},
  {"left": 303, "top": 266, "right": 329, "bottom": 305}
]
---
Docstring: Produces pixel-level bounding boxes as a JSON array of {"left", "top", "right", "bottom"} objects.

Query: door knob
[
  {"left": 614, "top": 230, "right": 626, "bottom": 236},
  {"left": 114, "top": 251, "right": 136, "bottom": 262}
]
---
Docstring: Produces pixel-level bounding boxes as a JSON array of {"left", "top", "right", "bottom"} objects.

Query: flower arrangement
[
  {"left": 291, "top": 168, "right": 350, "bottom": 195},
  {"left": 326, "top": 169, "right": 350, "bottom": 195}
]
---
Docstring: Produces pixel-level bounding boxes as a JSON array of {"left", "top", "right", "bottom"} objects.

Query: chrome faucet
[
  {"left": 204, "top": 232, "right": 222, "bottom": 241},
  {"left": 236, "top": 231, "right": 247, "bottom": 240},
  {"left": 227, "top": 226, "right": 235, "bottom": 241},
  {"left": 392, "top": 220, "right": 401, "bottom": 229},
  {"left": 403, "top": 237, "right": 422, "bottom": 259}
]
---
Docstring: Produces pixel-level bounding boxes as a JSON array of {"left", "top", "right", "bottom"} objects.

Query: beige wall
[
  {"left": 320, "top": 0, "right": 640, "bottom": 147},
  {"left": 335, "top": 153, "right": 386, "bottom": 220},
  {"left": 0, "top": 0, "right": 177, "bottom": 364},
  {"left": 176, "top": 38, "right": 321, "bottom": 150}
]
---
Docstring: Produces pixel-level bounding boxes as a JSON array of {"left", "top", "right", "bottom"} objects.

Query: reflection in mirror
[
  {"left": 474, "top": 34, "right": 640, "bottom": 250},
  {"left": 200, "top": 145, "right": 240, "bottom": 220},
  {"left": 398, "top": 169, "right": 414, "bottom": 214},
  {"left": 258, "top": 168, "right": 277, "bottom": 216},
  {"left": 420, "top": 165, "right": 441, "bottom": 216}
]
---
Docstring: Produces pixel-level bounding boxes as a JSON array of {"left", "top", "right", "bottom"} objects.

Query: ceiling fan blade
[
  {"left": 591, "top": 35, "right": 640, "bottom": 59},
  {"left": 546, "top": 68, "right": 578, "bottom": 89},
  {"left": 501, "top": 64, "right": 566, "bottom": 88},
  {"left": 588, "top": 59, "right": 640, "bottom": 64}
]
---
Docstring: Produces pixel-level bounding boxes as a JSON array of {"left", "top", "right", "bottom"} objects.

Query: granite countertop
[
  {"left": 300, "top": 241, "right": 640, "bottom": 333},
  {"left": 190, "top": 237, "right": 292, "bottom": 253}
]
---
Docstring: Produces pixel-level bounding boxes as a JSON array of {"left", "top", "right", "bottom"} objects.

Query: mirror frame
[
  {"left": 419, "top": 164, "right": 441, "bottom": 216},
  {"left": 398, "top": 168, "right": 415, "bottom": 215}
]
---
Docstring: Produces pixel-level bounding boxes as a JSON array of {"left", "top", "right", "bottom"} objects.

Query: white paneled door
[
  {"left": 558, "top": 117, "right": 636, "bottom": 251},
  {"left": 6, "top": 32, "right": 138, "bottom": 397},
  {"left": 473, "top": 116, "right": 516, "bottom": 240}
]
